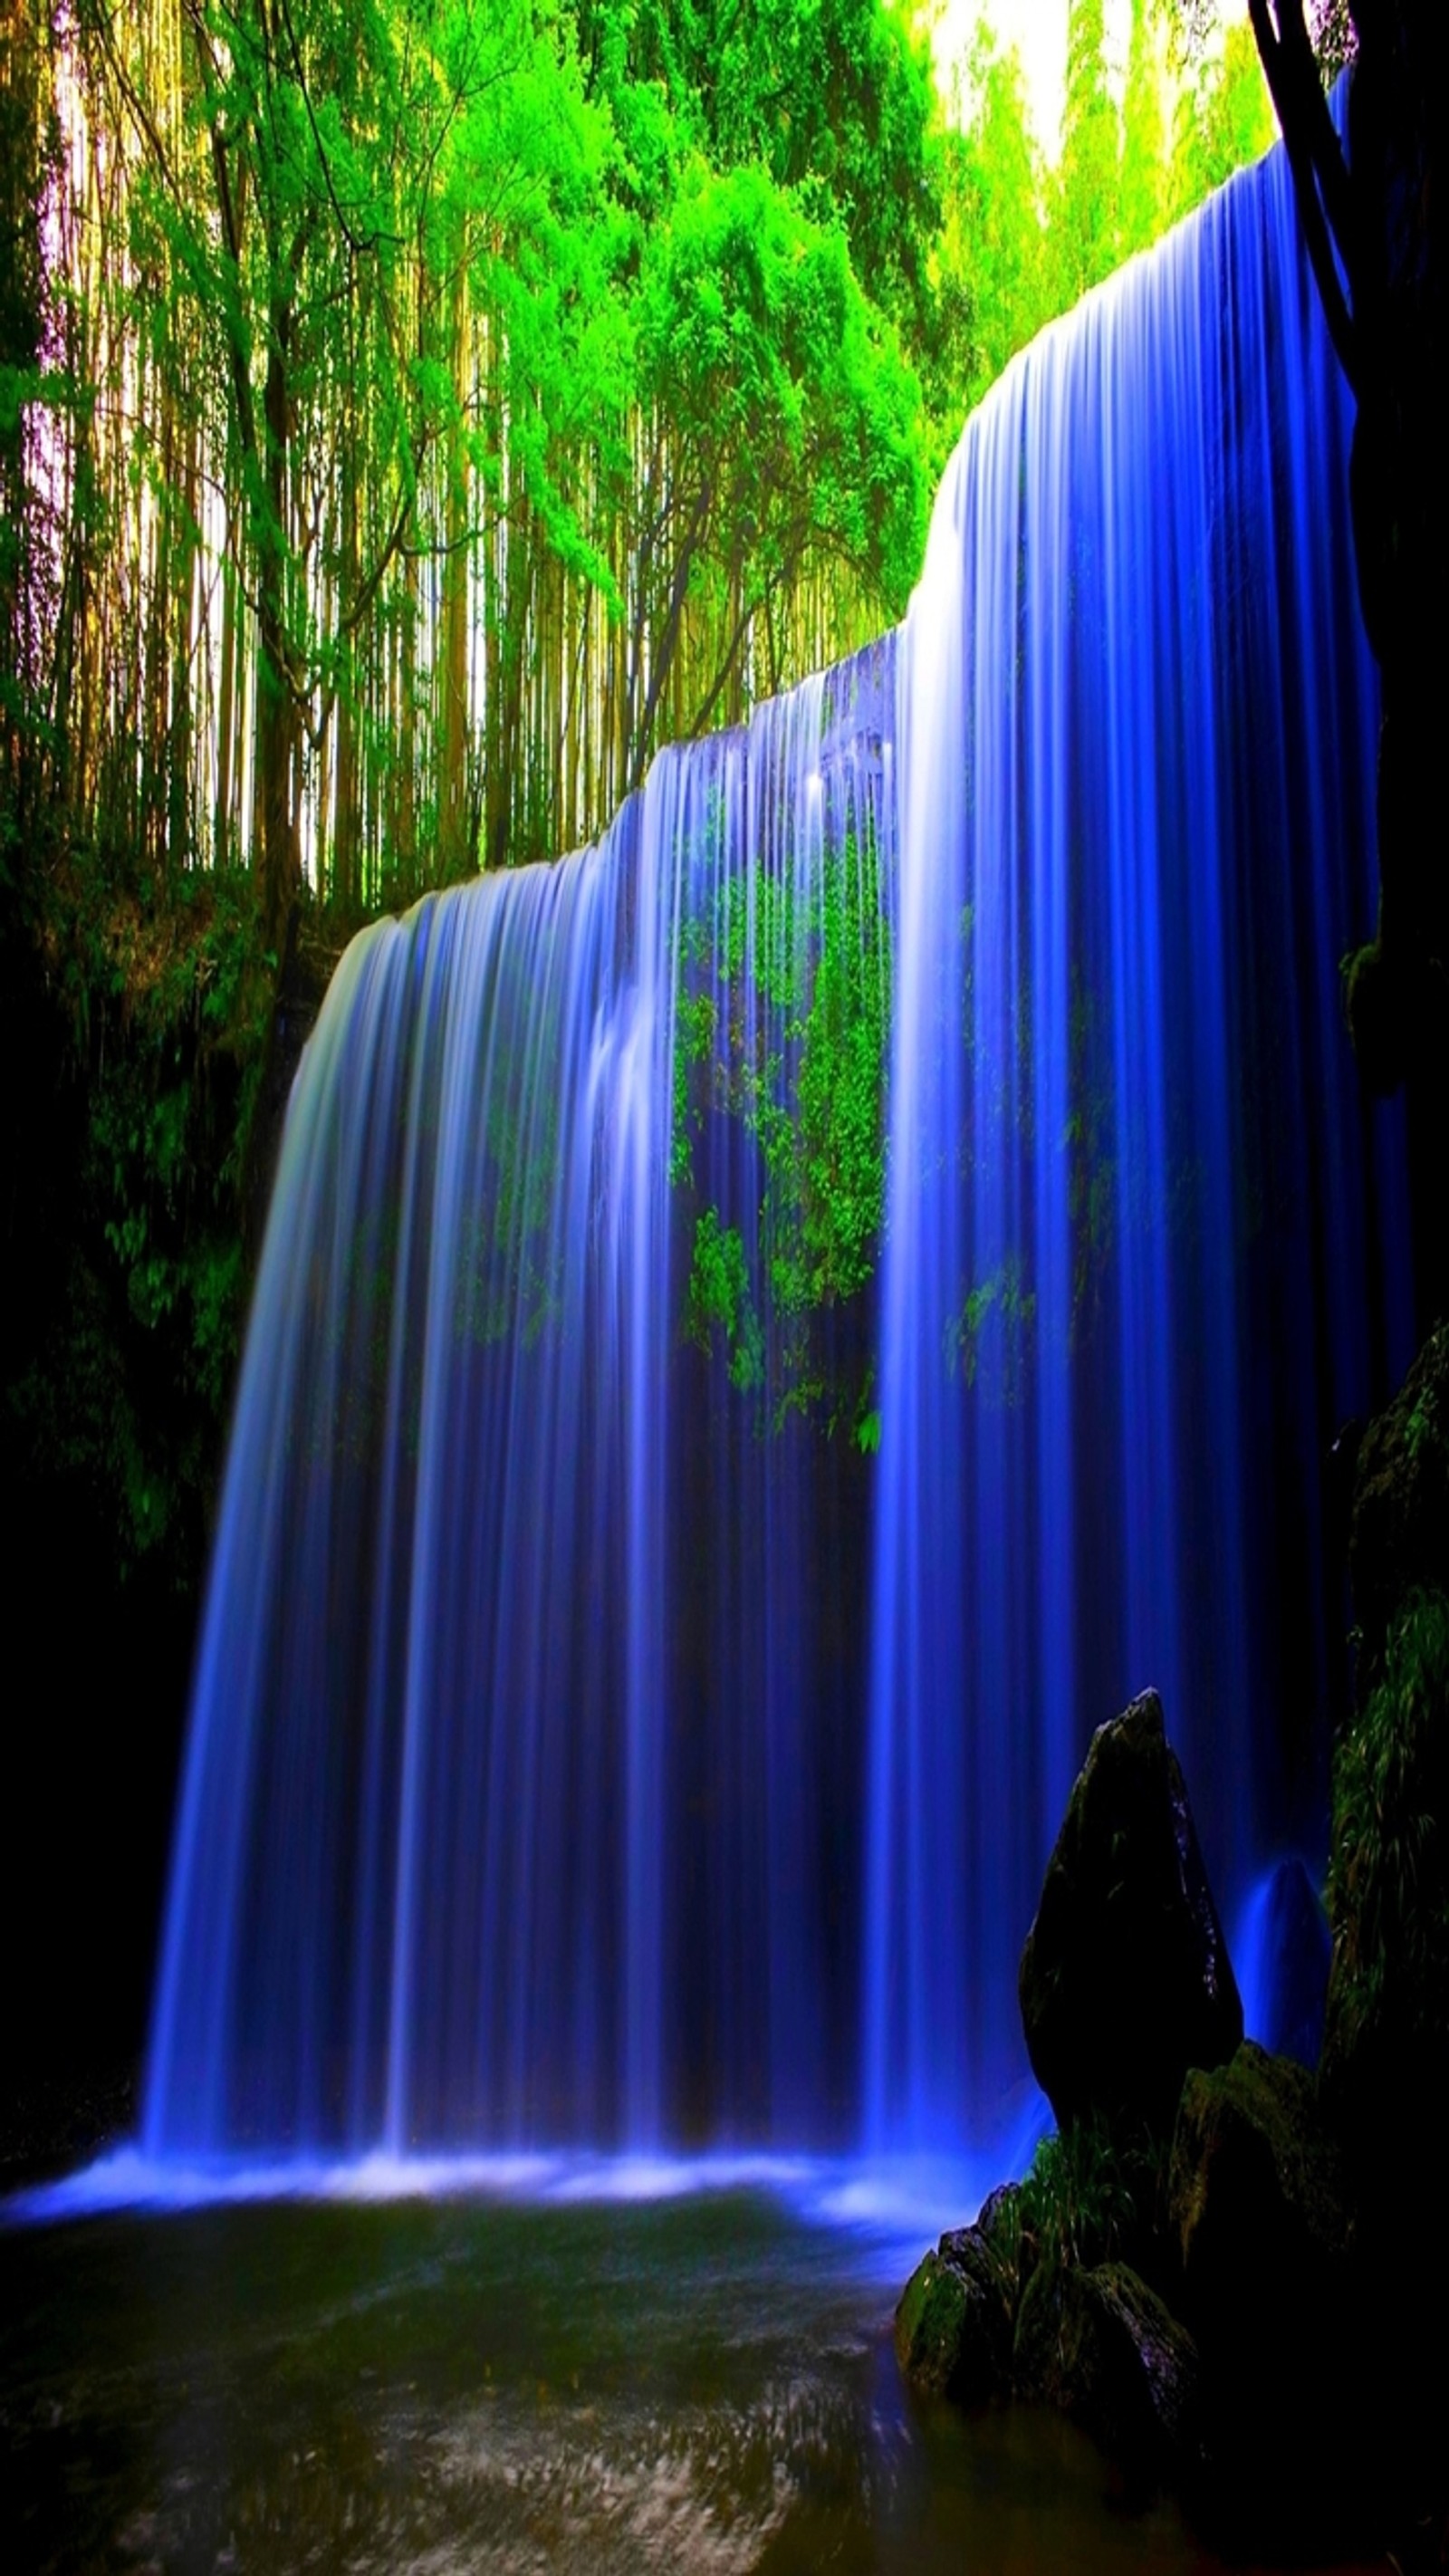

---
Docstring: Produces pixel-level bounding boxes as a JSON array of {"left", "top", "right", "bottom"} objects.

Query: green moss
[
  {"left": 1019, "top": 2111, "right": 1166, "bottom": 2279},
  {"left": 5, "top": 856, "right": 273, "bottom": 1587},
  {"left": 895, "top": 2249, "right": 974, "bottom": 2395},
  {"left": 686, "top": 1206, "right": 763, "bottom": 1391},
  {"left": 1328, "top": 1586, "right": 1449, "bottom": 2068}
]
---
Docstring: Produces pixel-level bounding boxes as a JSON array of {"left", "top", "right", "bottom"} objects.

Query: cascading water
[
  {"left": 861, "top": 113, "right": 1413, "bottom": 2160},
  {"left": 145, "top": 653, "right": 894, "bottom": 2157},
  {"left": 142, "top": 121, "right": 1410, "bottom": 2177}
]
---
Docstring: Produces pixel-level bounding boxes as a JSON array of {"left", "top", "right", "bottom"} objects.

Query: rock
[
  {"left": 1329, "top": 1318, "right": 1449, "bottom": 2151},
  {"left": 1170, "top": 2042, "right": 1352, "bottom": 2322},
  {"left": 1167, "top": 2042, "right": 1368, "bottom": 2540},
  {"left": 1348, "top": 1319, "right": 1449, "bottom": 1706},
  {"left": 1319, "top": 1578, "right": 1449, "bottom": 2545},
  {"left": 973, "top": 2178, "right": 1036, "bottom": 2298},
  {"left": 1012, "top": 2259, "right": 1200, "bottom": 2487},
  {"left": 1018, "top": 1690, "right": 1243, "bottom": 2137},
  {"left": 895, "top": 2224, "right": 1014, "bottom": 2406}
]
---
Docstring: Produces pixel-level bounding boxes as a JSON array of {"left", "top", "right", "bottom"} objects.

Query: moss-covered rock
[
  {"left": 1167, "top": 2042, "right": 1367, "bottom": 2542},
  {"left": 1348, "top": 1319, "right": 1449, "bottom": 1705},
  {"left": 1018, "top": 1690, "right": 1242, "bottom": 2138},
  {"left": 1325, "top": 1326, "right": 1449, "bottom": 2566},
  {"left": 1328, "top": 1332, "right": 1449, "bottom": 2406},
  {"left": 1012, "top": 2258, "right": 1200, "bottom": 2488},
  {"left": 895, "top": 2221, "right": 1015, "bottom": 2405},
  {"left": 1170, "top": 2042, "right": 1351, "bottom": 2312},
  {"left": 1322, "top": 1586, "right": 1449, "bottom": 2150}
]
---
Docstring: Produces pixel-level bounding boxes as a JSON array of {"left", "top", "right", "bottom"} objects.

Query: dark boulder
[
  {"left": 895, "top": 2221, "right": 1015, "bottom": 2406},
  {"left": 1167, "top": 2042, "right": 1369, "bottom": 2542},
  {"left": 1170, "top": 2042, "right": 1352, "bottom": 2329},
  {"left": 1012, "top": 2259, "right": 1201, "bottom": 2488},
  {"left": 1328, "top": 1315, "right": 1449, "bottom": 2158},
  {"left": 1018, "top": 1690, "right": 1243, "bottom": 2137},
  {"left": 1348, "top": 1318, "right": 1449, "bottom": 1706},
  {"left": 1321, "top": 1571, "right": 1449, "bottom": 2552}
]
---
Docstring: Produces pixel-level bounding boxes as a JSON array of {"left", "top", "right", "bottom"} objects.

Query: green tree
[
  {"left": 1119, "top": 0, "right": 1168, "bottom": 257},
  {"left": 1170, "top": 18, "right": 1275, "bottom": 217},
  {"left": 934, "top": 28, "right": 1050, "bottom": 435},
  {"left": 578, "top": 0, "right": 943, "bottom": 346},
  {"left": 1053, "top": 0, "right": 1120, "bottom": 306},
  {"left": 620, "top": 157, "right": 925, "bottom": 777}
]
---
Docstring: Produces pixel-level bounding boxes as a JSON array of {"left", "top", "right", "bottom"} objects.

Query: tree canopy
[{"left": 2, "top": 0, "right": 1279, "bottom": 933}]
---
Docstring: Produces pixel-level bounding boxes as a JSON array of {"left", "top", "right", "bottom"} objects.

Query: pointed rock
[{"left": 1019, "top": 1689, "right": 1242, "bottom": 2136}]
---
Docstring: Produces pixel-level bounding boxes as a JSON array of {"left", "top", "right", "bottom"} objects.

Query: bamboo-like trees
[{"left": 2, "top": 0, "right": 1278, "bottom": 935}]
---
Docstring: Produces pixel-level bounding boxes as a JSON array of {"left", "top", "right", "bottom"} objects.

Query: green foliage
[
  {"left": 633, "top": 156, "right": 926, "bottom": 639},
  {"left": 1119, "top": 0, "right": 1169, "bottom": 259},
  {"left": 1169, "top": 21, "right": 1276, "bottom": 221},
  {"left": 930, "top": 33, "right": 1050, "bottom": 450},
  {"left": 0, "top": 0, "right": 1291, "bottom": 1607},
  {"left": 1020, "top": 2113, "right": 1168, "bottom": 2280},
  {"left": 686, "top": 1206, "right": 763, "bottom": 1389},
  {"left": 1022, "top": 2115, "right": 1134, "bottom": 2273},
  {"left": 934, "top": 4, "right": 1276, "bottom": 448},
  {"left": 1165, "top": 0, "right": 1351, "bottom": 87},
  {"left": 581, "top": 0, "right": 943, "bottom": 341},
  {"left": 1329, "top": 1588, "right": 1449, "bottom": 2064},
  {"left": 1054, "top": 0, "right": 1120, "bottom": 306},
  {"left": 5, "top": 854, "right": 272, "bottom": 1583},
  {"left": 673, "top": 815, "right": 889, "bottom": 1435}
]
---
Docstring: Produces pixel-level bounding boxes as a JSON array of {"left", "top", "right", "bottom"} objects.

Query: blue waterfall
[
  {"left": 862, "top": 118, "right": 1413, "bottom": 2160},
  {"left": 143, "top": 124, "right": 1410, "bottom": 2173}
]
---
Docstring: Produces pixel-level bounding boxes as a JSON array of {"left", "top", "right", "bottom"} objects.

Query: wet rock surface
[
  {"left": 1013, "top": 2259, "right": 1201, "bottom": 2490},
  {"left": 1348, "top": 1317, "right": 1449, "bottom": 1703},
  {"left": 895, "top": 2219, "right": 1015, "bottom": 2406},
  {"left": 1018, "top": 1690, "right": 1243, "bottom": 2137}
]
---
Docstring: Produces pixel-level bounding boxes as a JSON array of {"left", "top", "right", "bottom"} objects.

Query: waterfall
[
  {"left": 144, "top": 126, "right": 1409, "bottom": 2173},
  {"left": 862, "top": 121, "right": 1411, "bottom": 2158}
]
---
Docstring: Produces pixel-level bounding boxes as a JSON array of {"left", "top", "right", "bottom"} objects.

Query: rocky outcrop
[
  {"left": 1168, "top": 2041, "right": 1368, "bottom": 2542},
  {"left": 1348, "top": 1318, "right": 1449, "bottom": 1703},
  {"left": 1323, "top": 1323, "right": 1449, "bottom": 2566},
  {"left": 1326, "top": 1320, "right": 1448, "bottom": 2196},
  {"left": 1018, "top": 1690, "right": 1242, "bottom": 2137},
  {"left": 898, "top": 1582, "right": 1446, "bottom": 2557},
  {"left": 895, "top": 2219, "right": 1016, "bottom": 2406},
  {"left": 1170, "top": 2043, "right": 1352, "bottom": 2331},
  {"left": 1013, "top": 2259, "right": 1201, "bottom": 2490}
]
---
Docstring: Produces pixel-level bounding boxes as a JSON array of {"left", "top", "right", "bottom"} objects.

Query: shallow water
[{"left": 0, "top": 2184, "right": 1386, "bottom": 2573}]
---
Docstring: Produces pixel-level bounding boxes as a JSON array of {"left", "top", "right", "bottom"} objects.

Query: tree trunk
[{"left": 439, "top": 261, "right": 472, "bottom": 880}]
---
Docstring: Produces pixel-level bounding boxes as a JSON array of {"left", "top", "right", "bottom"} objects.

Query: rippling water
[{"left": 0, "top": 2184, "right": 1384, "bottom": 2573}]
